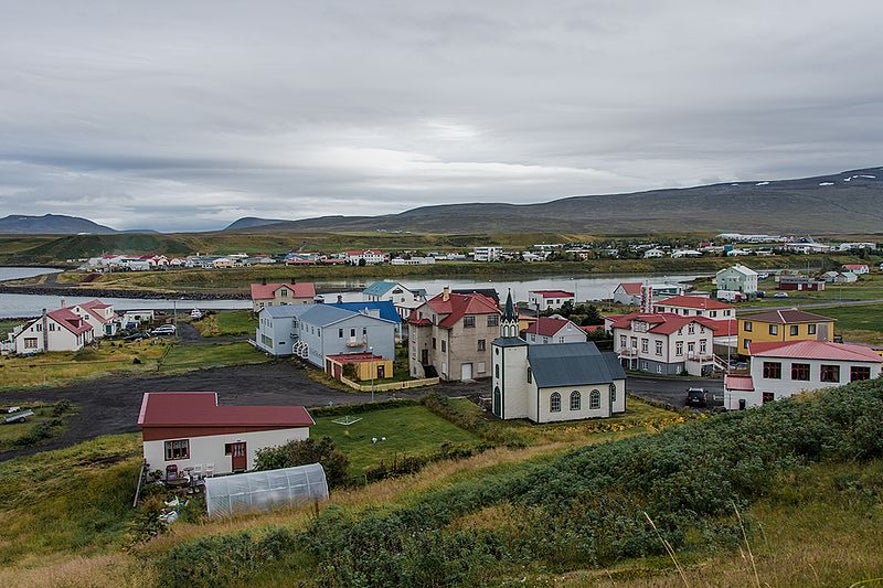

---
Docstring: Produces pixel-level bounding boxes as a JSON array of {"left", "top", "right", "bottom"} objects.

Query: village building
[
  {"left": 528, "top": 290, "right": 575, "bottom": 312},
  {"left": 609, "top": 312, "right": 720, "bottom": 376},
  {"left": 70, "top": 299, "right": 118, "bottom": 337},
  {"left": 362, "top": 281, "right": 427, "bottom": 319},
  {"left": 250, "top": 280, "right": 317, "bottom": 312},
  {"left": 715, "top": 264, "right": 759, "bottom": 295},
  {"left": 737, "top": 308, "right": 835, "bottom": 355},
  {"left": 10, "top": 308, "right": 95, "bottom": 354},
  {"left": 653, "top": 295, "right": 735, "bottom": 321},
  {"left": 524, "top": 316, "right": 587, "bottom": 345}
]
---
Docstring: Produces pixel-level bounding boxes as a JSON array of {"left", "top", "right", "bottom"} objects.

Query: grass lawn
[
  {"left": 158, "top": 342, "right": 267, "bottom": 373},
  {"left": 0, "top": 342, "right": 169, "bottom": 391},
  {"left": 0, "top": 402, "right": 76, "bottom": 451},
  {"left": 817, "top": 302, "right": 883, "bottom": 343},
  {"left": 311, "top": 404, "right": 482, "bottom": 476},
  {"left": 191, "top": 310, "right": 256, "bottom": 337}
]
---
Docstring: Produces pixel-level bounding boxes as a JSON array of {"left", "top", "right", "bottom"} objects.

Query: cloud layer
[{"left": 1, "top": 1, "right": 881, "bottom": 231}]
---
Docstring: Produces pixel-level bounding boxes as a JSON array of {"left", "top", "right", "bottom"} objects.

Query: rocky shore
[{"left": 0, "top": 283, "right": 250, "bottom": 300}]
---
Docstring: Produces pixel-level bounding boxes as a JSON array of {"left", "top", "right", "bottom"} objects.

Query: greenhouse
[{"left": 204, "top": 462, "right": 328, "bottom": 517}]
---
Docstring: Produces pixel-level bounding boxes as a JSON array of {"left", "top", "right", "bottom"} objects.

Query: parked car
[
  {"left": 773, "top": 292, "right": 789, "bottom": 298},
  {"left": 150, "top": 324, "right": 177, "bottom": 336},
  {"left": 686, "top": 387, "right": 708, "bottom": 407},
  {"left": 123, "top": 331, "right": 150, "bottom": 342}
]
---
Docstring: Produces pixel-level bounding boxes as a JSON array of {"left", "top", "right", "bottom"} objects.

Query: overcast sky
[{"left": 1, "top": 1, "right": 881, "bottom": 232}]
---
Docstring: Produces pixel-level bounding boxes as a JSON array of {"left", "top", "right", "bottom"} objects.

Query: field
[
  {"left": 0, "top": 401, "right": 75, "bottom": 451},
  {"left": 157, "top": 342, "right": 266, "bottom": 373},
  {"left": 190, "top": 310, "right": 256, "bottom": 337},
  {"left": 820, "top": 302, "right": 883, "bottom": 343}
]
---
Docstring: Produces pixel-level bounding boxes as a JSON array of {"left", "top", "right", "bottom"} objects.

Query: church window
[
  {"left": 570, "top": 391, "right": 581, "bottom": 410},
  {"left": 550, "top": 392, "right": 561, "bottom": 412},
  {"left": 590, "top": 389, "right": 601, "bottom": 409}
]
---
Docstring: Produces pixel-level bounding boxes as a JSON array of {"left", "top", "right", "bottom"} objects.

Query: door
[
  {"left": 226, "top": 442, "right": 247, "bottom": 472},
  {"left": 461, "top": 362, "right": 473, "bottom": 380},
  {"left": 377, "top": 364, "right": 385, "bottom": 379},
  {"left": 761, "top": 392, "right": 774, "bottom": 404},
  {"left": 421, "top": 349, "right": 429, "bottom": 365}
]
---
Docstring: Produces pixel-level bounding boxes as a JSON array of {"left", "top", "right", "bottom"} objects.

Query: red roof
[
  {"left": 617, "top": 282, "right": 643, "bottom": 295},
  {"left": 326, "top": 352, "right": 386, "bottom": 363},
  {"left": 609, "top": 312, "right": 709, "bottom": 336},
  {"left": 842, "top": 264, "right": 868, "bottom": 270},
  {"left": 656, "top": 295, "right": 734, "bottom": 311},
  {"left": 527, "top": 317, "right": 576, "bottom": 337},
  {"left": 530, "top": 290, "right": 574, "bottom": 299},
  {"left": 749, "top": 340, "right": 882, "bottom": 362},
  {"left": 423, "top": 291, "right": 500, "bottom": 328},
  {"left": 78, "top": 299, "right": 113, "bottom": 324},
  {"left": 250, "top": 282, "right": 316, "bottom": 301},
  {"left": 137, "top": 392, "right": 315, "bottom": 428},
  {"left": 725, "top": 375, "right": 755, "bottom": 391},
  {"left": 581, "top": 324, "right": 606, "bottom": 332},
  {"left": 46, "top": 308, "right": 93, "bottom": 335},
  {"left": 697, "top": 318, "right": 738, "bottom": 337}
]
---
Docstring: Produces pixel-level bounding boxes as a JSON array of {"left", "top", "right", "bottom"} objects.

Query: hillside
[
  {"left": 229, "top": 167, "right": 883, "bottom": 235},
  {"left": 0, "top": 214, "right": 118, "bottom": 235}
]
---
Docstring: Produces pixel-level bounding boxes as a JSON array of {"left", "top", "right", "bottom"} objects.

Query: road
[{"left": 626, "top": 374, "right": 725, "bottom": 408}]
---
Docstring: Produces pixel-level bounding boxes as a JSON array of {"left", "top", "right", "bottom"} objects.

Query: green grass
[
  {"left": 0, "top": 433, "right": 143, "bottom": 565},
  {"left": 0, "top": 402, "right": 75, "bottom": 451},
  {"left": 158, "top": 342, "right": 267, "bottom": 372},
  {"left": 191, "top": 310, "right": 256, "bottom": 337},
  {"left": 816, "top": 303, "right": 883, "bottom": 343},
  {"left": 311, "top": 405, "right": 482, "bottom": 476}
]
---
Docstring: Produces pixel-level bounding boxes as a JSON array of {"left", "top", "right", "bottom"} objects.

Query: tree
[{"left": 255, "top": 436, "right": 350, "bottom": 489}]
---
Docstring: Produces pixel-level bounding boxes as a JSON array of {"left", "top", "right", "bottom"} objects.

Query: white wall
[
  {"left": 536, "top": 384, "right": 612, "bottom": 423},
  {"left": 492, "top": 342, "right": 531, "bottom": 420},
  {"left": 142, "top": 427, "right": 310, "bottom": 476},
  {"left": 748, "top": 356, "right": 882, "bottom": 402}
]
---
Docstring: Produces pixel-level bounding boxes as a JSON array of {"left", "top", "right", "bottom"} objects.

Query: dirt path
[{"left": 0, "top": 362, "right": 486, "bottom": 462}]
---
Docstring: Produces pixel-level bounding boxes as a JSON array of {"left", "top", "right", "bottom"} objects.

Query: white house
[
  {"left": 472, "top": 246, "right": 502, "bottom": 262},
  {"left": 671, "top": 249, "right": 703, "bottom": 258},
  {"left": 390, "top": 256, "right": 436, "bottom": 265},
  {"left": 610, "top": 312, "right": 719, "bottom": 376},
  {"left": 643, "top": 248, "right": 665, "bottom": 258},
  {"left": 524, "top": 316, "right": 587, "bottom": 345},
  {"left": 362, "top": 281, "right": 427, "bottom": 318},
  {"left": 612, "top": 282, "right": 643, "bottom": 305},
  {"left": 492, "top": 295, "right": 626, "bottom": 423},
  {"left": 250, "top": 281, "right": 317, "bottom": 312},
  {"left": 70, "top": 299, "right": 118, "bottom": 337},
  {"left": 715, "top": 264, "right": 759, "bottom": 295},
  {"left": 842, "top": 264, "right": 870, "bottom": 275},
  {"left": 723, "top": 340, "right": 883, "bottom": 409},
  {"left": 528, "top": 290, "right": 575, "bottom": 312},
  {"left": 653, "top": 295, "right": 735, "bottom": 321},
  {"left": 11, "top": 308, "right": 94, "bottom": 354},
  {"left": 137, "top": 392, "right": 314, "bottom": 478},
  {"left": 346, "top": 250, "right": 386, "bottom": 265}
]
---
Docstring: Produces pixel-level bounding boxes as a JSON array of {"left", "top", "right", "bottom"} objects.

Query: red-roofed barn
[{"left": 138, "top": 392, "right": 314, "bottom": 477}]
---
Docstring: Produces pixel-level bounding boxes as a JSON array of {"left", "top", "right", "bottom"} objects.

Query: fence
[{"left": 338, "top": 375, "right": 439, "bottom": 392}]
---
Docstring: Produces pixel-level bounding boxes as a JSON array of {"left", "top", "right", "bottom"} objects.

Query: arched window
[
  {"left": 570, "top": 390, "right": 581, "bottom": 411},
  {"left": 590, "top": 389, "right": 601, "bottom": 410},
  {"left": 493, "top": 386, "right": 502, "bottom": 418},
  {"left": 550, "top": 392, "right": 561, "bottom": 412},
  {"left": 610, "top": 383, "right": 616, "bottom": 404}
]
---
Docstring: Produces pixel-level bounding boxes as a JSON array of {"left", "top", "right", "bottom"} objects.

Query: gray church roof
[
  {"left": 493, "top": 336, "right": 528, "bottom": 348},
  {"left": 528, "top": 342, "right": 623, "bottom": 388}
]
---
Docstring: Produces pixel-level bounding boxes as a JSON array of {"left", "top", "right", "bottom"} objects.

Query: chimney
[
  {"left": 60, "top": 298, "right": 65, "bottom": 309},
  {"left": 337, "top": 294, "right": 343, "bottom": 304},
  {"left": 291, "top": 278, "right": 296, "bottom": 285},
  {"left": 442, "top": 286, "right": 450, "bottom": 302}
]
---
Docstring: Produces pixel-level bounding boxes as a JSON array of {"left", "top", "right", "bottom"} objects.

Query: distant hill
[
  {"left": 224, "top": 217, "right": 292, "bottom": 231},
  {"left": 0, "top": 214, "right": 118, "bottom": 235},
  {"left": 228, "top": 167, "right": 883, "bottom": 235}
]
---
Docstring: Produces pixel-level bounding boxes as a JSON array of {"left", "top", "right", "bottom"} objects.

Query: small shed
[{"left": 204, "top": 463, "right": 328, "bottom": 517}]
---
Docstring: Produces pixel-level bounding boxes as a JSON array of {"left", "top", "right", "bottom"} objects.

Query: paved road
[{"left": 626, "top": 374, "right": 725, "bottom": 408}]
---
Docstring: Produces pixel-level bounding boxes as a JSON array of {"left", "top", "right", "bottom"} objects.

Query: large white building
[
  {"left": 9, "top": 308, "right": 95, "bottom": 354},
  {"left": 609, "top": 312, "right": 719, "bottom": 376},
  {"left": 715, "top": 264, "right": 759, "bottom": 295},
  {"left": 472, "top": 246, "right": 502, "bottom": 262},
  {"left": 724, "top": 340, "right": 882, "bottom": 410},
  {"left": 528, "top": 290, "right": 575, "bottom": 312},
  {"left": 653, "top": 295, "right": 735, "bottom": 321}
]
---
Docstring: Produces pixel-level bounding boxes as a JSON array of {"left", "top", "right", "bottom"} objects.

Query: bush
[{"left": 254, "top": 436, "right": 350, "bottom": 489}]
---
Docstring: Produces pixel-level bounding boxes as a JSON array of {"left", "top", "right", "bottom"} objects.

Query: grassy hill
[{"left": 1, "top": 382, "right": 882, "bottom": 586}]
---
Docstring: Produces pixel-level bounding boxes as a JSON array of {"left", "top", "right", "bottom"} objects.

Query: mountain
[
  {"left": 223, "top": 217, "right": 292, "bottom": 231},
  {"left": 0, "top": 214, "right": 118, "bottom": 235},
  {"left": 227, "top": 167, "right": 883, "bottom": 235}
]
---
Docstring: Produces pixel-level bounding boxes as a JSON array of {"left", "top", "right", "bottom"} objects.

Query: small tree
[
  {"left": 341, "top": 362, "right": 359, "bottom": 381},
  {"left": 255, "top": 436, "right": 350, "bottom": 489}
]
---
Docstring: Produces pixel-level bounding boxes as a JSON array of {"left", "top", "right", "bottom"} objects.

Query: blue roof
[
  {"left": 362, "top": 281, "right": 399, "bottom": 297},
  {"left": 528, "top": 342, "right": 623, "bottom": 388},
  {"left": 329, "top": 301, "right": 402, "bottom": 324}
]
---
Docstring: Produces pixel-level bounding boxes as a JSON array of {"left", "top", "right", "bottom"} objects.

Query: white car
[
  {"left": 150, "top": 324, "right": 177, "bottom": 336},
  {"left": 773, "top": 292, "right": 789, "bottom": 298}
]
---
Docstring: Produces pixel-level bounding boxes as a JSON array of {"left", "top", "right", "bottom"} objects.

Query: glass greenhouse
[{"left": 204, "top": 462, "right": 328, "bottom": 517}]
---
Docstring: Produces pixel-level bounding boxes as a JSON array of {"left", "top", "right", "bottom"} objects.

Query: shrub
[{"left": 254, "top": 436, "right": 350, "bottom": 489}]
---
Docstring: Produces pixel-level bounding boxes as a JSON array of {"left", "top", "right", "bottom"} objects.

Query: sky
[{"left": 1, "top": 1, "right": 882, "bottom": 232}]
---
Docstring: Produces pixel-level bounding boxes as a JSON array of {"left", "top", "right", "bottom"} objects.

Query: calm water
[{"left": 0, "top": 267, "right": 704, "bottom": 319}]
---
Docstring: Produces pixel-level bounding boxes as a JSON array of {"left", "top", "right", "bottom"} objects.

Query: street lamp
[{"left": 369, "top": 346, "right": 375, "bottom": 403}]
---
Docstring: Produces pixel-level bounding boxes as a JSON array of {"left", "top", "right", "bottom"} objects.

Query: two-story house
[
  {"left": 11, "top": 308, "right": 95, "bottom": 354},
  {"left": 737, "top": 308, "right": 835, "bottom": 355},
  {"left": 715, "top": 264, "right": 759, "bottom": 295},
  {"left": 653, "top": 295, "right": 735, "bottom": 321},
  {"left": 528, "top": 290, "right": 575, "bottom": 312},
  {"left": 250, "top": 281, "right": 317, "bottom": 312},
  {"left": 524, "top": 316, "right": 587, "bottom": 345},
  {"left": 724, "top": 340, "right": 882, "bottom": 409},
  {"left": 610, "top": 312, "right": 717, "bottom": 376},
  {"left": 346, "top": 250, "right": 386, "bottom": 265},
  {"left": 70, "top": 299, "right": 118, "bottom": 337},
  {"left": 408, "top": 287, "right": 501, "bottom": 381},
  {"left": 362, "top": 281, "right": 427, "bottom": 319},
  {"left": 612, "top": 282, "right": 643, "bottom": 305}
]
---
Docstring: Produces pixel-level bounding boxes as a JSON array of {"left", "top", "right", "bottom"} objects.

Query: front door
[
  {"left": 226, "top": 442, "right": 247, "bottom": 472},
  {"left": 461, "top": 362, "right": 473, "bottom": 380},
  {"left": 377, "top": 364, "right": 385, "bottom": 379},
  {"left": 421, "top": 349, "right": 429, "bottom": 365}
]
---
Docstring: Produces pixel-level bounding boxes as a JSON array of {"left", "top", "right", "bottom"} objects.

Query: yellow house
[
  {"left": 324, "top": 352, "right": 393, "bottom": 382},
  {"left": 738, "top": 308, "right": 835, "bottom": 355}
]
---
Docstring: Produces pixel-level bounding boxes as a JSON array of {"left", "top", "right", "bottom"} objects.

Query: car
[
  {"left": 686, "top": 387, "right": 708, "bottom": 407},
  {"left": 150, "top": 324, "right": 177, "bottom": 336},
  {"left": 123, "top": 331, "right": 150, "bottom": 342},
  {"left": 773, "top": 292, "right": 789, "bottom": 298}
]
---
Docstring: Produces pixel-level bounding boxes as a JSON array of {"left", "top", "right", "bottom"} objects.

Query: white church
[{"left": 491, "top": 292, "right": 627, "bottom": 423}]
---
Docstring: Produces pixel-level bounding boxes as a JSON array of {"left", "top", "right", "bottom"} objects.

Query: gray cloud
[{"left": 1, "top": 1, "right": 881, "bottom": 231}]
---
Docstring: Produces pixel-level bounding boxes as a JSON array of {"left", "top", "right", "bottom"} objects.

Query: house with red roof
[
  {"left": 11, "top": 307, "right": 94, "bottom": 354},
  {"left": 610, "top": 312, "right": 720, "bottom": 376},
  {"left": 724, "top": 341, "right": 882, "bottom": 409},
  {"left": 70, "top": 299, "right": 119, "bottom": 337},
  {"left": 528, "top": 289, "right": 575, "bottom": 312},
  {"left": 841, "top": 264, "right": 869, "bottom": 275},
  {"left": 612, "top": 282, "right": 643, "bottom": 305},
  {"left": 653, "top": 295, "right": 735, "bottom": 321},
  {"left": 138, "top": 392, "right": 314, "bottom": 478},
  {"left": 407, "top": 287, "right": 502, "bottom": 381},
  {"left": 250, "top": 280, "right": 317, "bottom": 312},
  {"left": 524, "top": 316, "right": 587, "bottom": 345}
]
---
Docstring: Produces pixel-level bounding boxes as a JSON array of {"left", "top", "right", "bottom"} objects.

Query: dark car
[
  {"left": 686, "top": 387, "right": 708, "bottom": 407},
  {"left": 123, "top": 331, "right": 150, "bottom": 342}
]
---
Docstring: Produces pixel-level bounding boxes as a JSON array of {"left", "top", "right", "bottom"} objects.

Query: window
[
  {"left": 791, "top": 363, "right": 810, "bottom": 381},
  {"left": 527, "top": 367, "right": 532, "bottom": 383},
  {"left": 655, "top": 341, "right": 663, "bottom": 356},
  {"left": 710, "top": 311, "right": 717, "bottom": 318},
  {"left": 619, "top": 335, "right": 627, "bottom": 348},
  {"left": 351, "top": 328, "right": 356, "bottom": 337},
  {"left": 559, "top": 337, "right": 565, "bottom": 343},
  {"left": 463, "top": 315, "right": 476, "bottom": 328},
  {"left": 49, "top": 323, "right": 56, "bottom": 332},
  {"left": 808, "top": 324, "right": 817, "bottom": 335},
  {"left": 24, "top": 337, "right": 38, "bottom": 349},
  {"left": 362, "top": 328, "right": 367, "bottom": 335},
  {"left": 432, "top": 337, "right": 436, "bottom": 349},
  {"left": 820, "top": 364, "right": 840, "bottom": 383},
  {"left": 477, "top": 339, "right": 486, "bottom": 351},
  {"left": 769, "top": 324, "right": 778, "bottom": 336},
  {"left": 763, "top": 361, "right": 782, "bottom": 379},
  {"left": 338, "top": 329, "right": 344, "bottom": 338},
  {"left": 789, "top": 325, "right": 799, "bottom": 336},
  {"left": 851, "top": 366, "right": 871, "bottom": 381},
  {"left": 687, "top": 324, "right": 695, "bottom": 334},
  {"left": 487, "top": 314, "right": 499, "bottom": 327},
  {"left": 477, "top": 362, "right": 486, "bottom": 374},
  {"left": 590, "top": 389, "right": 601, "bottom": 409},
  {"left": 610, "top": 383, "right": 616, "bottom": 403},
  {"left": 164, "top": 439, "right": 190, "bottom": 461},
  {"left": 743, "top": 339, "right": 751, "bottom": 350},
  {"left": 280, "top": 289, "right": 288, "bottom": 297},
  {"left": 441, "top": 340, "right": 446, "bottom": 353},
  {"left": 550, "top": 392, "right": 561, "bottom": 412},
  {"left": 700, "top": 340, "right": 707, "bottom": 354},
  {"left": 641, "top": 338, "right": 649, "bottom": 353},
  {"left": 744, "top": 321, "right": 753, "bottom": 332},
  {"left": 495, "top": 364, "right": 499, "bottom": 378},
  {"left": 570, "top": 391, "right": 581, "bottom": 410}
]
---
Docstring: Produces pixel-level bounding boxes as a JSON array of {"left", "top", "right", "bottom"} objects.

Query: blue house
[{"left": 329, "top": 301, "right": 403, "bottom": 340}]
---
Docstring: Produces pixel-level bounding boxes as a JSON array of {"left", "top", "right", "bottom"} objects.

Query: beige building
[
  {"left": 250, "top": 280, "right": 317, "bottom": 312},
  {"left": 408, "top": 287, "right": 501, "bottom": 381}
]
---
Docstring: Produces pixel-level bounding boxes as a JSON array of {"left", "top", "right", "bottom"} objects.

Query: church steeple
[{"left": 500, "top": 289, "right": 519, "bottom": 338}]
